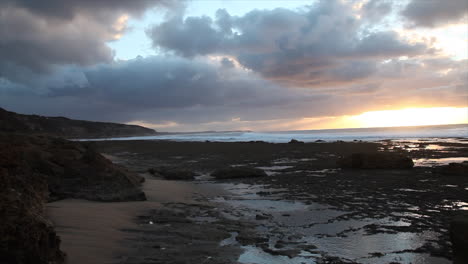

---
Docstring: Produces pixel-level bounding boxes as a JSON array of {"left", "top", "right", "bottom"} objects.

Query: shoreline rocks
[
  {"left": 450, "top": 212, "right": 468, "bottom": 264},
  {"left": 1, "top": 133, "right": 147, "bottom": 263},
  {"left": 337, "top": 152, "right": 414, "bottom": 169},
  {"left": 434, "top": 161, "right": 468, "bottom": 176},
  {"left": 148, "top": 167, "right": 197, "bottom": 180}
]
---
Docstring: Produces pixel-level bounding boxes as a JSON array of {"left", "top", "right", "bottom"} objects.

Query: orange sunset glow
[{"left": 346, "top": 107, "right": 468, "bottom": 128}]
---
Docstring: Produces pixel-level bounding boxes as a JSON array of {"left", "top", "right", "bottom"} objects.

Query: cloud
[
  {"left": 0, "top": 0, "right": 177, "bottom": 81},
  {"left": 0, "top": 0, "right": 465, "bottom": 132},
  {"left": 2, "top": 53, "right": 465, "bottom": 131},
  {"left": 2, "top": 0, "right": 175, "bottom": 20},
  {"left": 401, "top": 0, "right": 468, "bottom": 27},
  {"left": 147, "top": 0, "right": 429, "bottom": 88}
]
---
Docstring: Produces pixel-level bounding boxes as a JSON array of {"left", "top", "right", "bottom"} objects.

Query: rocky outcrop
[
  {"left": 148, "top": 167, "right": 197, "bottom": 180},
  {"left": 0, "top": 133, "right": 146, "bottom": 202},
  {"left": 0, "top": 168, "right": 65, "bottom": 264},
  {"left": 0, "top": 107, "right": 156, "bottom": 139},
  {"left": 0, "top": 133, "right": 147, "bottom": 264},
  {"left": 450, "top": 212, "right": 468, "bottom": 264},
  {"left": 288, "top": 139, "right": 304, "bottom": 144},
  {"left": 434, "top": 161, "right": 468, "bottom": 176},
  {"left": 337, "top": 152, "right": 414, "bottom": 169},
  {"left": 211, "top": 167, "right": 267, "bottom": 179}
]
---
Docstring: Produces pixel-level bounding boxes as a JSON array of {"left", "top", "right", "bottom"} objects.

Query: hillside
[{"left": 0, "top": 108, "right": 156, "bottom": 138}]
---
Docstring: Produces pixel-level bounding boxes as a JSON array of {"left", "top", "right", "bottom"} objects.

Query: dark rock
[
  {"left": 0, "top": 133, "right": 146, "bottom": 202},
  {"left": 288, "top": 139, "right": 304, "bottom": 144},
  {"left": 0, "top": 133, "right": 149, "bottom": 264},
  {"left": 337, "top": 152, "right": 414, "bottom": 169},
  {"left": 148, "top": 166, "right": 196, "bottom": 180},
  {"left": 211, "top": 167, "right": 267, "bottom": 179},
  {"left": 236, "top": 232, "right": 269, "bottom": 246},
  {"left": 255, "top": 214, "right": 271, "bottom": 220},
  {"left": 0, "top": 157, "right": 65, "bottom": 264},
  {"left": 451, "top": 212, "right": 468, "bottom": 264},
  {"left": 315, "top": 140, "right": 325, "bottom": 143},
  {"left": 434, "top": 161, "right": 468, "bottom": 176}
]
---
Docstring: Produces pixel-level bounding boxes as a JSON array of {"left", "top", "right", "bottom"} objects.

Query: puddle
[
  {"left": 397, "top": 188, "right": 427, "bottom": 193},
  {"left": 306, "top": 230, "right": 440, "bottom": 261},
  {"left": 360, "top": 252, "right": 451, "bottom": 264},
  {"left": 256, "top": 166, "right": 294, "bottom": 171},
  {"left": 231, "top": 163, "right": 258, "bottom": 167},
  {"left": 217, "top": 183, "right": 287, "bottom": 199},
  {"left": 256, "top": 166, "right": 294, "bottom": 176},
  {"left": 194, "top": 173, "right": 215, "bottom": 181},
  {"left": 213, "top": 182, "right": 453, "bottom": 263},
  {"left": 308, "top": 169, "right": 339, "bottom": 174},
  {"left": 238, "top": 246, "right": 315, "bottom": 264},
  {"left": 220, "top": 232, "right": 238, "bottom": 246},
  {"left": 413, "top": 157, "right": 468, "bottom": 167},
  {"left": 439, "top": 201, "right": 468, "bottom": 210},
  {"left": 272, "top": 158, "right": 317, "bottom": 164}
]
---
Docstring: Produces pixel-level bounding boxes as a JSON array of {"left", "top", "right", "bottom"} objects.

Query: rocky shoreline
[
  {"left": 2, "top": 137, "right": 467, "bottom": 264},
  {"left": 95, "top": 139, "right": 467, "bottom": 264}
]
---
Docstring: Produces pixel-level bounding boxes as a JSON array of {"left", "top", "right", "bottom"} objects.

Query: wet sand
[
  {"left": 49, "top": 139, "right": 467, "bottom": 263},
  {"left": 47, "top": 174, "right": 225, "bottom": 264}
]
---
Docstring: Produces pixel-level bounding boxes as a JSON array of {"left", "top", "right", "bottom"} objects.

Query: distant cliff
[{"left": 0, "top": 108, "right": 156, "bottom": 138}]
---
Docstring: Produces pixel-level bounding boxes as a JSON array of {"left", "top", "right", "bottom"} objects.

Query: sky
[{"left": 0, "top": 0, "right": 467, "bottom": 132}]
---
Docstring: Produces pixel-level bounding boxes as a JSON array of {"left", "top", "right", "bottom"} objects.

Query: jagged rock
[
  {"left": 1, "top": 133, "right": 149, "bottom": 263},
  {"left": 288, "top": 139, "right": 304, "bottom": 144},
  {"left": 434, "top": 161, "right": 468, "bottom": 176},
  {"left": 211, "top": 167, "right": 267, "bottom": 179},
  {"left": 0, "top": 154, "right": 65, "bottom": 264},
  {"left": 148, "top": 167, "right": 196, "bottom": 180},
  {"left": 337, "top": 152, "right": 414, "bottom": 169},
  {"left": 0, "top": 133, "right": 146, "bottom": 202},
  {"left": 451, "top": 212, "right": 468, "bottom": 264}
]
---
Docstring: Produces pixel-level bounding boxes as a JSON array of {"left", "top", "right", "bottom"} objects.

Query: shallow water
[
  {"left": 238, "top": 246, "right": 315, "bottom": 264},
  {"left": 413, "top": 157, "right": 468, "bottom": 166},
  {"left": 213, "top": 182, "right": 453, "bottom": 264}
]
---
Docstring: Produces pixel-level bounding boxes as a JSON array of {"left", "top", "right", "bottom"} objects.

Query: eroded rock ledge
[{"left": 0, "top": 133, "right": 146, "bottom": 264}]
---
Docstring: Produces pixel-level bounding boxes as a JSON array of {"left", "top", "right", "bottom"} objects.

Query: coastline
[{"left": 44, "top": 139, "right": 467, "bottom": 263}]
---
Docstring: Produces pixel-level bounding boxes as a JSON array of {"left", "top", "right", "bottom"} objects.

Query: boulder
[
  {"left": 434, "top": 161, "right": 468, "bottom": 176},
  {"left": 148, "top": 167, "right": 196, "bottom": 180},
  {"left": 211, "top": 167, "right": 267, "bottom": 179},
  {"left": 450, "top": 212, "right": 468, "bottom": 264},
  {"left": 0, "top": 133, "right": 146, "bottom": 202},
  {"left": 337, "top": 152, "right": 414, "bottom": 169},
  {"left": 288, "top": 139, "right": 304, "bottom": 144},
  {"left": 0, "top": 161, "right": 65, "bottom": 264}
]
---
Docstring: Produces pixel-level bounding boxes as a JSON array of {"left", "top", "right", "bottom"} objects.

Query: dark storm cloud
[
  {"left": 1, "top": 54, "right": 465, "bottom": 130},
  {"left": 2, "top": 0, "right": 174, "bottom": 20},
  {"left": 148, "top": 0, "right": 429, "bottom": 87},
  {"left": 402, "top": 0, "right": 468, "bottom": 27},
  {"left": 0, "top": 55, "right": 318, "bottom": 123},
  {"left": 0, "top": 0, "right": 177, "bottom": 81}
]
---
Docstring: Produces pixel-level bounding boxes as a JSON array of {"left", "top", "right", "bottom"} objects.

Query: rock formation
[{"left": 337, "top": 152, "right": 414, "bottom": 169}]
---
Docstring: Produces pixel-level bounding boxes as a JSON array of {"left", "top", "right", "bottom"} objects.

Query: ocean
[{"left": 84, "top": 124, "right": 468, "bottom": 143}]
